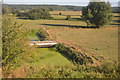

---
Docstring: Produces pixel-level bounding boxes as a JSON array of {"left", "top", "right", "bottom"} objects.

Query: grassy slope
[
  {"left": 29, "top": 48, "right": 72, "bottom": 67},
  {"left": 27, "top": 28, "right": 72, "bottom": 67},
  {"left": 48, "top": 28, "right": 118, "bottom": 61}
]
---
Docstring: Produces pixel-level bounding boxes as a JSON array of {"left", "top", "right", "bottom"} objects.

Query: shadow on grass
[
  {"left": 41, "top": 24, "right": 99, "bottom": 28},
  {"left": 52, "top": 14, "right": 81, "bottom": 16},
  {"left": 58, "top": 52, "right": 75, "bottom": 63},
  {"left": 71, "top": 18, "right": 83, "bottom": 21},
  {"left": 114, "top": 16, "right": 120, "bottom": 17},
  {"left": 110, "top": 24, "right": 120, "bottom": 25},
  {"left": 17, "top": 17, "right": 30, "bottom": 20},
  {"left": 48, "top": 48, "right": 75, "bottom": 64},
  {"left": 113, "top": 20, "right": 120, "bottom": 23}
]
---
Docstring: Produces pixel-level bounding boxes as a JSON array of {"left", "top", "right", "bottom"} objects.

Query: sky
[{"left": 2, "top": 0, "right": 120, "bottom": 6}]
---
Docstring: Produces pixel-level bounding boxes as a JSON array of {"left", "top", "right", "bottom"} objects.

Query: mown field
[{"left": 16, "top": 11, "right": 119, "bottom": 63}]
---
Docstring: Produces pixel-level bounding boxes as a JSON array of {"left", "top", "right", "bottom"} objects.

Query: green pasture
[
  {"left": 27, "top": 28, "right": 72, "bottom": 67},
  {"left": 29, "top": 48, "right": 72, "bottom": 67}
]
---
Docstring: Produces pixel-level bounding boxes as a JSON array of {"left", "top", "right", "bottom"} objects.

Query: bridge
[{"left": 30, "top": 41, "right": 57, "bottom": 48}]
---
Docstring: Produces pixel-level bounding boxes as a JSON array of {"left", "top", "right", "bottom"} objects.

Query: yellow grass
[{"left": 50, "top": 11, "right": 82, "bottom": 16}]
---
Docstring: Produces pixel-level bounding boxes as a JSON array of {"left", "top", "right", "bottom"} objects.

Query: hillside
[
  {"left": 2, "top": 4, "right": 119, "bottom": 12},
  {"left": 5, "top": 4, "right": 83, "bottom": 11}
]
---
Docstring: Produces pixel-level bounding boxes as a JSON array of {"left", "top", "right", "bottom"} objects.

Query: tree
[
  {"left": 66, "top": 15, "right": 71, "bottom": 20},
  {"left": 82, "top": 1, "right": 113, "bottom": 27},
  {"left": 2, "top": 18, "right": 26, "bottom": 70},
  {"left": 36, "top": 28, "right": 48, "bottom": 41},
  {"left": 2, "top": 5, "right": 11, "bottom": 15},
  {"left": 16, "top": 8, "right": 52, "bottom": 20},
  {"left": 2, "top": 17, "right": 39, "bottom": 77},
  {"left": 59, "top": 12, "right": 62, "bottom": 15},
  {"left": 28, "top": 8, "right": 52, "bottom": 20},
  {"left": 11, "top": 9, "right": 19, "bottom": 15},
  {"left": 17, "top": 12, "right": 29, "bottom": 18}
]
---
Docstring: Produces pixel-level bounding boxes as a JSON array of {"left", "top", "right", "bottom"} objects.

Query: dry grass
[
  {"left": 47, "top": 28, "right": 118, "bottom": 61},
  {"left": 50, "top": 11, "right": 82, "bottom": 16}
]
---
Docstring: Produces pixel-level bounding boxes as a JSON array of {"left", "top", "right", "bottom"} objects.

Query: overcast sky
[{"left": 2, "top": 0, "right": 120, "bottom": 6}]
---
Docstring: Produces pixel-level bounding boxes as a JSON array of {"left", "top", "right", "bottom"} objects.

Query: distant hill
[
  {"left": 112, "top": 7, "right": 120, "bottom": 13},
  {"left": 2, "top": 4, "right": 119, "bottom": 13},
  {"left": 3, "top": 4, "right": 83, "bottom": 11}
]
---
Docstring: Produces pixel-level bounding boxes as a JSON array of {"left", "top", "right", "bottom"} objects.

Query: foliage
[
  {"left": 82, "top": 1, "right": 113, "bottom": 27},
  {"left": 16, "top": 8, "right": 52, "bottom": 20},
  {"left": 59, "top": 12, "right": 62, "bottom": 15},
  {"left": 26, "top": 63, "right": 119, "bottom": 78},
  {"left": 2, "top": 17, "right": 38, "bottom": 77},
  {"left": 2, "top": 5, "right": 11, "bottom": 15},
  {"left": 51, "top": 43, "right": 93, "bottom": 65},
  {"left": 11, "top": 9, "right": 19, "bottom": 15},
  {"left": 2, "top": 18, "right": 26, "bottom": 68},
  {"left": 66, "top": 15, "right": 71, "bottom": 20},
  {"left": 36, "top": 28, "right": 48, "bottom": 41},
  {"left": 17, "top": 12, "right": 29, "bottom": 18},
  {"left": 28, "top": 8, "right": 52, "bottom": 20},
  {"left": 4, "top": 4, "right": 83, "bottom": 11}
]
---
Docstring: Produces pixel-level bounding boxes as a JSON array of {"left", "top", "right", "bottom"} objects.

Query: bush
[
  {"left": 26, "top": 64, "right": 119, "bottom": 78},
  {"left": 66, "top": 15, "right": 71, "bottom": 20},
  {"left": 17, "top": 12, "right": 29, "bottom": 18},
  {"left": 17, "top": 8, "right": 52, "bottom": 20},
  {"left": 36, "top": 28, "right": 48, "bottom": 41},
  {"left": 59, "top": 12, "right": 62, "bottom": 15},
  {"left": 2, "top": 17, "right": 38, "bottom": 77},
  {"left": 2, "top": 5, "right": 11, "bottom": 15},
  {"left": 52, "top": 43, "right": 93, "bottom": 65}
]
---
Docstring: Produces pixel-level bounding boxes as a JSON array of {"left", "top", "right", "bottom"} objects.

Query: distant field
[
  {"left": 17, "top": 12, "right": 119, "bottom": 30},
  {"left": 50, "top": 11, "right": 82, "bottom": 16},
  {"left": 50, "top": 11, "right": 82, "bottom": 20}
]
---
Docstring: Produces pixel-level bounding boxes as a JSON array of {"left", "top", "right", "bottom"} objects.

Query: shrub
[
  {"left": 36, "top": 28, "right": 48, "bottom": 41},
  {"left": 59, "top": 12, "right": 62, "bottom": 15},
  {"left": 52, "top": 43, "right": 93, "bottom": 65},
  {"left": 26, "top": 64, "right": 119, "bottom": 78},
  {"left": 66, "top": 15, "right": 71, "bottom": 20},
  {"left": 2, "top": 5, "right": 11, "bottom": 15}
]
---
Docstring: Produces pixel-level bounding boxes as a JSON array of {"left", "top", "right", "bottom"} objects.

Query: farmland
[
  {"left": 17, "top": 11, "right": 118, "bottom": 63},
  {"left": 3, "top": 10, "right": 119, "bottom": 78}
]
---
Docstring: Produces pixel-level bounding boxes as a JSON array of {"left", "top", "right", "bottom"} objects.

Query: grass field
[
  {"left": 48, "top": 28, "right": 118, "bottom": 61},
  {"left": 27, "top": 28, "right": 72, "bottom": 67},
  {"left": 3, "top": 10, "right": 119, "bottom": 78},
  {"left": 16, "top": 11, "right": 119, "bottom": 64},
  {"left": 29, "top": 48, "right": 72, "bottom": 67}
]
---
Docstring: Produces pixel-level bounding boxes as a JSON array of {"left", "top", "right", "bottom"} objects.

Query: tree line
[{"left": 16, "top": 8, "right": 52, "bottom": 20}]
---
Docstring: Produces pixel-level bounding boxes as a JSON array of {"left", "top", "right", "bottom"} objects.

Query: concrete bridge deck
[{"left": 30, "top": 41, "right": 57, "bottom": 47}]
